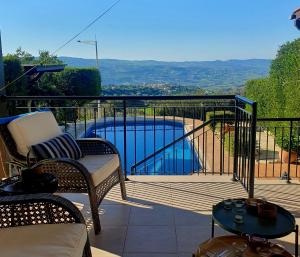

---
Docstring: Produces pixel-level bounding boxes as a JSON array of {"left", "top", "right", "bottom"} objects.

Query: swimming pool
[{"left": 85, "top": 118, "right": 201, "bottom": 175}]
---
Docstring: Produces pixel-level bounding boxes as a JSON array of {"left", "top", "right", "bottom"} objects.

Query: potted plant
[
  {"left": 224, "top": 123, "right": 235, "bottom": 133},
  {"left": 280, "top": 135, "right": 299, "bottom": 163}
]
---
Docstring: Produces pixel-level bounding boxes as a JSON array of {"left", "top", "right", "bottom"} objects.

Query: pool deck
[{"left": 59, "top": 175, "right": 300, "bottom": 257}]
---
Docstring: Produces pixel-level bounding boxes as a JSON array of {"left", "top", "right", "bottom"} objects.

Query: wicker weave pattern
[
  {"left": 95, "top": 170, "right": 120, "bottom": 206},
  {"left": 0, "top": 194, "right": 92, "bottom": 257},
  {"left": 76, "top": 138, "right": 117, "bottom": 155},
  {"left": 32, "top": 160, "right": 89, "bottom": 193}
]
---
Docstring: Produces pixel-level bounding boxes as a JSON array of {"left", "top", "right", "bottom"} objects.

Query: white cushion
[
  {"left": 79, "top": 154, "right": 120, "bottom": 186},
  {"left": 8, "top": 112, "right": 62, "bottom": 157},
  {"left": 0, "top": 223, "right": 87, "bottom": 257}
]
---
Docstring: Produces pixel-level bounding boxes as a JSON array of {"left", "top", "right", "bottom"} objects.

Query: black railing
[
  {"left": 255, "top": 118, "right": 300, "bottom": 182},
  {"left": 131, "top": 119, "right": 212, "bottom": 174},
  {"left": 2, "top": 95, "right": 257, "bottom": 196}
]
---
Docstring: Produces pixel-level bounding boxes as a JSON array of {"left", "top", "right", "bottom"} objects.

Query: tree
[
  {"left": 53, "top": 67, "right": 101, "bottom": 96},
  {"left": 4, "top": 48, "right": 101, "bottom": 97},
  {"left": 245, "top": 38, "right": 300, "bottom": 118},
  {"left": 14, "top": 47, "right": 34, "bottom": 64},
  {"left": 3, "top": 54, "right": 27, "bottom": 95},
  {"left": 38, "top": 50, "right": 63, "bottom": 65}
]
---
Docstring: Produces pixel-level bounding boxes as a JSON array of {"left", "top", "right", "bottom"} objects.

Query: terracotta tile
[
  {"left": 99, "top": 205, "right": 131, "bottom": 226},
  {"left": 89, "top": 226, "right": 127, "bottom": 254},
  {"left": 124, "top": 226, "right": 177, "bottom": 253},
  {"left": 129, "top": 205, "right": 174, "bottom": 226},
  {"left": 174, "top": 210, "right": 211, "bottom": 226}
]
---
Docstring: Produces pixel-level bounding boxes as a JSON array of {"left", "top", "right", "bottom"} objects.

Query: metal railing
[
  {"left": 255, "top": 118, "right": 300, "bottom": 182},
  {"left": 2, "top": 95, "right": 257, "bottom": 196}
]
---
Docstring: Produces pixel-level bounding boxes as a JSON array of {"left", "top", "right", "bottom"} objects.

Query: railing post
[
  {"left": 123, "top": 100, "right": 128, "bottom": 180},
  {"left": 233, "top": 100, "right": 239, "bottom": 181},
  {"left": 287, "top": 120, "right": 293, "bottom": 183},
  {"left": 248, "top": 102, "right": 257, "bottom": 198}
]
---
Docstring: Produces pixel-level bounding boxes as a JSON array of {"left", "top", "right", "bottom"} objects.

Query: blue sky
[{"left": 1, "top": 0, "right": 300, "bottom": 61}]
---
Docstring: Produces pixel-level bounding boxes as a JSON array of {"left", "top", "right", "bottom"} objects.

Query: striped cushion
[{"left": 32, "top": 133, "right": 82, "bottom": 160}]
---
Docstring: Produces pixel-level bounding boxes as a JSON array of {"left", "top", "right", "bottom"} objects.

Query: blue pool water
[{"left": 85, "top": 119, "right": 201, "bottom": 175}]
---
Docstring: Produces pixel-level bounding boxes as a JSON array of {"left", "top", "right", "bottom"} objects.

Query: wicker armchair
[
  {"left": 0, "top": 193, "right": 92, "bottom": 257},
  {"left": 0, "top": 112, "right": 127, "bottom": 235}
]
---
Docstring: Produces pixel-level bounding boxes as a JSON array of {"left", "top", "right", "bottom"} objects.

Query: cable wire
[{"left": 0, "top": 0, "right": 121, "bottom": 93}]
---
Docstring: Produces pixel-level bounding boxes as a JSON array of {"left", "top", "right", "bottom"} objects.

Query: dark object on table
[
  {"left": 258, "top": 202, "right": 278, "bottom": 219},
  {"left": 22, "top": 168, "right": 58, "bottom": 193},
  {"left": 245, "top": 198, "right": 264, "bottom": 214},
  {"left": 0, "top": 173, "right": 58, "bottom": 195},
  {"left": 248, "top": 235, "right": 268, "bottom": 249}
]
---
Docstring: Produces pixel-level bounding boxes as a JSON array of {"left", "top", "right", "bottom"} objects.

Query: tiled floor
[{"left": 60, "top": 175, "right": 300, "bottom": 257}]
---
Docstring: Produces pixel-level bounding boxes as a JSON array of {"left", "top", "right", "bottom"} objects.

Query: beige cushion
[
  {"left": 79, "top": 154, "right": 120, "bottom": 186},
  {"left": 0, "top": 223, "right": 87, "bottom": 257},
  {"left": 8, "top": 112, "right": 62, "bottom": 157}
]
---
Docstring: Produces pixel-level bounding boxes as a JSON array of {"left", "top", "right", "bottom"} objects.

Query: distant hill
[{"left": 59, "top": 57, "right": 271, "bottom": 88}]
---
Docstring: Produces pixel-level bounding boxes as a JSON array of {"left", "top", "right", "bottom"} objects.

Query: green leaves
[
  {"left": 245, "top": 38, "right": 300, "bottom": 119},
  {"left": 4, "top": 48, "right": 101, "bottom": 97}
]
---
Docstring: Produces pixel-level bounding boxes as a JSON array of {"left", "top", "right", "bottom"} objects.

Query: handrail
[
  {"left": 235, "top": 95, "right": 255, "bottom": 105},
  {"left": 131, "top": 119, "right": 212, "bottom": 171},
  {"left": 136, "top": 127, "right": 212, "bottom": 172},
  {"left": 257, "top": 117, "right": 300, "bottom": 122},
  {"left": 3, "top": 95, "right": 236, "bottom": 101}
]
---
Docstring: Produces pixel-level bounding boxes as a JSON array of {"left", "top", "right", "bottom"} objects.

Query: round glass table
[{"left": 211, "top": 199, "right": 298, "bottom": 256}]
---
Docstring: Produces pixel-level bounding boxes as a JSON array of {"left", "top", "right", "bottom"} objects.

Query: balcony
[
  {"left": 1, "top": 95, "right": 300, "bottom": 256},
  {"left": 56, "top": 175, "right": 298, "bottom": 257}
]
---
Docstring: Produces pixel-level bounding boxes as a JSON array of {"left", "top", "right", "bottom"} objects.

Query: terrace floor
[{"left": 59, "top": 175, "right": 300, "bottom": 257}]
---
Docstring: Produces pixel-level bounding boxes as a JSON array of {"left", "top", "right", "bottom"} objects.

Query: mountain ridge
[{"left": 59, "top": 56, "right": 271, "bottom": 88}]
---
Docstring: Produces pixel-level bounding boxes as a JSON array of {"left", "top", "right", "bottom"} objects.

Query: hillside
[{"left": 59, "top": 57, "right": 271, "bottom": 88}]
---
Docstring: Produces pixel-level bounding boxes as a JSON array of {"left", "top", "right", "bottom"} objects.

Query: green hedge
[{"left": 39, "top": 67, "right": 101, "bottom": 97}]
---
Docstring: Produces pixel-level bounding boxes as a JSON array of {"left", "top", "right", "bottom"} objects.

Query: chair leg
[
  {"left": 88, "top": 192, "right": 101, "bottom": 235},
  {"left": 83, "top": 239, "right": 92, "bottom": 257},
  {"left": 118, "top": 168, "right": 127, "bottom": 200}
]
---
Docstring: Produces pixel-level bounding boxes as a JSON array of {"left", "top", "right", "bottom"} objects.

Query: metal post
[
  {"left": 295, "top": 224, "right": 299, "bottom": 257},
  {"left": 123, "top": 100, "right": 128, "bottom": 180},
  {"left": 233, "top": 100, "right": 239, "bottom": 181},
  {"left": 211, "top": 205, "right": 215, "bottom": 238},
  {"left": 287, "top": 120, "right": 293, "bottom": 183},
  {"left": 95, "top": 37, "right": 99, "bottom": 70},
  {"left": 248, "top": 102, "right": 257, "bottom": 198}
]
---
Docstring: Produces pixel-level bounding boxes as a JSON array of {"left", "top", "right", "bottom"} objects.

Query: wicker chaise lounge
[
  {"left": 0, "top": 111, "right": 127, "bottom": 234},
  {"left": 0, "top": 193, "right": 92, "bottom": 257}
]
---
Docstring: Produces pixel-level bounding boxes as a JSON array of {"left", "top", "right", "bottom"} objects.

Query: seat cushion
[
  {"left": 0, "top": 223, "right": 87, "bottom": 257},
  {"left": 7, "top": 111, "right": 62, "bottom": 157},
  {"left": 79, "top": 154, "right": 120, "bottom": 186},
  {"left": 32, "top": 133, "right": 82, "bottom": 160}
]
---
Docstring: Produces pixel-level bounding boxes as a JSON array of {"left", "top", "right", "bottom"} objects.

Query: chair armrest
[
  {"left": 31, "top": 158, "right": 93, "bottom": 191},
  {"left": 0, "top": 193, "right": 85, "bottom": 228},
  {"left": 76, "top": 138, "right": 120, "bottom": 156}
]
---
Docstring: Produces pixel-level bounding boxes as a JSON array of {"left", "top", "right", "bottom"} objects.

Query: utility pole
[{"left": 77, "top": 36, "right": 101, "bottom": 118}]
